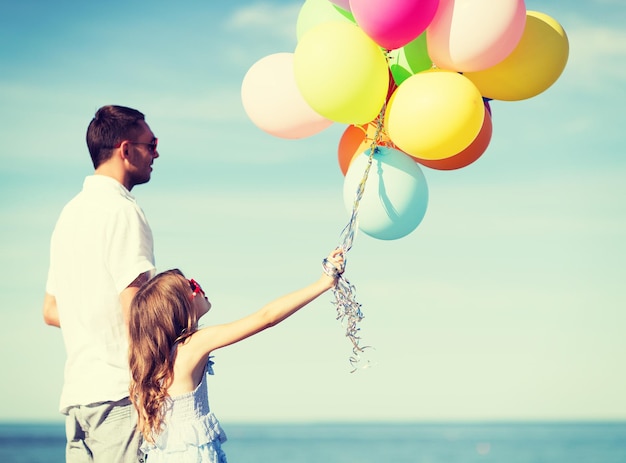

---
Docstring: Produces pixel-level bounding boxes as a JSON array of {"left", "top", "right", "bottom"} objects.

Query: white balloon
[{"left": 241, "top": 52, "right": 332, "bottom": 139}]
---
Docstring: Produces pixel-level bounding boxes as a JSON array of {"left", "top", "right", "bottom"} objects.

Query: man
[{"left": 43, "top": 105, "right": 159, "bottom": 463}]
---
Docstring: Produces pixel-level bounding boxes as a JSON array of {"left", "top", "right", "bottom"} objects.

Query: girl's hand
[{"left": 321, "top": 248, "right": 345, "bottom": 284}]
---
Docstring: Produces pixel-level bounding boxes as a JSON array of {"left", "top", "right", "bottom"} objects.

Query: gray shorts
[{"left": 65, "top": 397, "right": 143, "bottom": 463}]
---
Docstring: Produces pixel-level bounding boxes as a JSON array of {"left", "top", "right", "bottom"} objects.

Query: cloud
[
  {"left": 562, "top": 20, "right": 626, "bottom": 90},
  {"left": 220, "top": 2, "right": 302, "bottom": 69},
  {"left": 591, "top": 0, "right": 624, "bottom": 5},
  {"left": 226, "top": 2, "right": 300, "bottom": 41},
  {"left": 149, "top": 89, "right": 245, "bottom": 123}
]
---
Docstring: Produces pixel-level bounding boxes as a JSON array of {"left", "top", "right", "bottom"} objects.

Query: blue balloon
[{"left": 343, "top": 147, "right": 429, "bottom": 240}]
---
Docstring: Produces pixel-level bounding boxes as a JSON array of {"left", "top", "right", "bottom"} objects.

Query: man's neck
[{"left": 94, "top": 165, "right": 132, "bottom": 191}]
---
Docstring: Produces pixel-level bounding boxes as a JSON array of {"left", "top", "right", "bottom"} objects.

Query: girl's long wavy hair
[{"left": 128, "top": 269, "right": 200, "bottom": 443}]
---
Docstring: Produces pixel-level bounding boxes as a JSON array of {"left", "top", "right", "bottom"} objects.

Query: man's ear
[{"left": 117, "top": 140, "right": 130, "bottom": 159}]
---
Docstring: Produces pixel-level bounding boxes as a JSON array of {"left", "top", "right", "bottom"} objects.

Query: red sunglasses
[{"left": 188, "top": 278, "right": 204, "bottom": 296}]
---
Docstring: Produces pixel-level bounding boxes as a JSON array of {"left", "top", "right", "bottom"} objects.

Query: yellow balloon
[
  {"left": 464, "top": 11, "right": 569, "bottom": 101},
  {"left": 385, "top": 70, "right": 484, "bottom": 160},
  {"left": 294, "top": 21, "right": 389, "bottom": 124}
]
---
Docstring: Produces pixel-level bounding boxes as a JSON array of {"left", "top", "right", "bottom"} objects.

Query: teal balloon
[
  {"left": 388, "top": 33, "right": 433, "bottom": 85},
  {"left": 343, "top": 147, "right": 429, "bottom": 240}
]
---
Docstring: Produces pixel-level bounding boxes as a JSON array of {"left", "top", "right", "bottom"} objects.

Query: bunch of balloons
[{"left": 241, "top": 0, "right": 569, "bottom": 241}]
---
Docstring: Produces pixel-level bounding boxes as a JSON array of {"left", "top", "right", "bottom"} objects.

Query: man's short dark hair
[{"left": 86, "top": 105, "right": 145, "bottom": 168}]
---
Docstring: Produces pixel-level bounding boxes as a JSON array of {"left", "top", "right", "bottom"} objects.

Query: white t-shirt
[{"left": 46, "top": 175, "right": 155, "bottom": 413}]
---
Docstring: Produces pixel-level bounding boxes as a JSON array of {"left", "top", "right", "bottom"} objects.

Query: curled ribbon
[{"left": 329, "top": 106, "right": 387, "bottom": 372}]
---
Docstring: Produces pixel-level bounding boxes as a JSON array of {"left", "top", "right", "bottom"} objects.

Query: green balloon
[
  {"left": 387, "top": 33, "right": 433, "bottom": 85},
  {"left": 296, "top": 0, "right": 355, "bottom": 42}
]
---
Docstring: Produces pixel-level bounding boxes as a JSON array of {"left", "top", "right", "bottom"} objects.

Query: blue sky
[{"left": 1, "top": 0, "right": 624, "bottom": 423}]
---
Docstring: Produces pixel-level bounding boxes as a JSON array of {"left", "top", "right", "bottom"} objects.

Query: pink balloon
[
  {"left": 241, "top": 53, "right": 333, "bottom": 139},
  {"left": 350, "top": 0, "right": 440, "bottom": 50},
  {"left": 328, "top": 0, "right": 351, "bottom": 11},
  {"left": 427, "top": 0, "right": 526, "bottom": 72}
]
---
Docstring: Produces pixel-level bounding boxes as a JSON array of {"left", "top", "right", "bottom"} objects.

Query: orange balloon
[
  {"left": 413, "top": 103, "right": 493, "bottom": 170},
  {"left": 337, "top": 121, "right": 394, "bottom": 175}
]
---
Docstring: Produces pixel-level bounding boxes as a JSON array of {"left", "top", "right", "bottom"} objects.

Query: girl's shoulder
[{"left": 169, "top": 339, "right": 212, "bottom": 395}]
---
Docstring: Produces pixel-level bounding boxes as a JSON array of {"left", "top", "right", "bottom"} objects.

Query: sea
[{"left": 0, "top": 421, "right": 624, "bottom": 463}]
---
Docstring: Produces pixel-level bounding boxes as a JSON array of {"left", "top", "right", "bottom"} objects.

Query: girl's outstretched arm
[{"left": 174, "top": 249, "right": 343, "bottom": 385}]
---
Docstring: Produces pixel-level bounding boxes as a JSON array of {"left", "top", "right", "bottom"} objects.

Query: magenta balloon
[
  {"left": 350, "top": 0, "right": 440, "bottom": 50},
  {"left": 328, "top": 0, "right": 351, "bottom": 11}
]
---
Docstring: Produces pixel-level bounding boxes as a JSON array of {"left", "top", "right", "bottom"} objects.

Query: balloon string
[{"left": 331, "top": 104, "right": 387, "bottom": 372}]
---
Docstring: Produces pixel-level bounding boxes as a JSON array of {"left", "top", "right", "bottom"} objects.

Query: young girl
[{"left": 128, "top": 249, "right": 344, "bottom": 462}]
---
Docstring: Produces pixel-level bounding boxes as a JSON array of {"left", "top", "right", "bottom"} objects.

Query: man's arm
[
  {"left": 43, "top": 292, "right": 60, "bottom": 327},
  {"left": 119, "top": 271, "right": 152, "bottom": 325}
]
